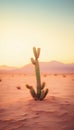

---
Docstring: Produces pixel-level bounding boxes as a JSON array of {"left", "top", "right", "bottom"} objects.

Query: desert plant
[
  {"left": 63, "top": 74, "right": 66, "bottom": 78},
  {"left": 16, "top": 86, "right": 21, "bottom": 90},
  {"left": 0, "top": 79, "right": 2, "bottom": 82},
  {"left": 26, "top": 47, "right": 48, "bottom": 100}
]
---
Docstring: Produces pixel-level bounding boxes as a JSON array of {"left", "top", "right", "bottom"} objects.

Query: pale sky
[{"left": 0, "top": 0, "right": 74, "bottom": 67}]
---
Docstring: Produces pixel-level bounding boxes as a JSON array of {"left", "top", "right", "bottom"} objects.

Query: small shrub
[
  {"left": 63, "top": 74, "right": 66, "bottom": 78},
  {"left": 54, "top": 74, "right": 57, "bottom": 76},
  {"left": 72, "top": 79, "right": 74, "bottom": 81},
  {"left": 0, "top": 79, "right": 2, "bottom": 82},
  {"left": 16, "top": 86, "right": 21, "bottom": 90},
  {"left": 43, "top": 74, "right": 47, "bottom": 77}
]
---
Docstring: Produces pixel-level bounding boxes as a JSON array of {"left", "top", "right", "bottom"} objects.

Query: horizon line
[{"left": 0, "top": 60, "right": 74, "bottom": 68}]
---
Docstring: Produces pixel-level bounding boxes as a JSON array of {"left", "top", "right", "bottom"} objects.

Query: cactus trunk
[
  {"left": 26, "top": 47, "right": 48, "bottom": 100},
  {"left": 35, "top": 60, "right": 41, "bottom": 98}
]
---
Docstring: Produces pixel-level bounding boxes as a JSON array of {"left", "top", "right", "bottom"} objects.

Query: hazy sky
[{"left": 0, "top": 0, "right": 74, "bottom": 66}]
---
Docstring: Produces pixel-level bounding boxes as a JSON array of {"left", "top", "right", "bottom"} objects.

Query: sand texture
[{"left": 0, "top": 73, "right": 74, "bottom": 130}]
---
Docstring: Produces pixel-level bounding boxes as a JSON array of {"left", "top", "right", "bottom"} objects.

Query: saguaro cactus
[{"left": 26, "top": 47, "right": 48, "bottom": 100}]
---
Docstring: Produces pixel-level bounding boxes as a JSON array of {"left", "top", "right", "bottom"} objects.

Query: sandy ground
[{"left": 0, "top": 73, "right": 74, "bottom": 130}]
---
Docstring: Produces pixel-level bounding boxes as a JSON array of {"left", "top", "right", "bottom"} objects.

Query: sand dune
[{"left": 0, "top": 73, "right": 74, "bottom": 130}]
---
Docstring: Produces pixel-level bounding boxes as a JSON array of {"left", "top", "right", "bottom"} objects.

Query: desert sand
[{"left": 0, "top": 73, "right": 74, "bottom": 130}]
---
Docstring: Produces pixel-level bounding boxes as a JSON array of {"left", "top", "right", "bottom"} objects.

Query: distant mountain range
[{"left": 0, "top": 61, "right": 74, "bottom": 74}]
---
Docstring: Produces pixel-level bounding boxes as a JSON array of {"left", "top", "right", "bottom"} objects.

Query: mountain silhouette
[{"left": 0, "top": 61, "right": 74, "bottom": 74}]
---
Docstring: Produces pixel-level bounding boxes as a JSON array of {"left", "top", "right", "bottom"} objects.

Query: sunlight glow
[{"left": 0, "top": 0, "right": 73, "bottom": 66}]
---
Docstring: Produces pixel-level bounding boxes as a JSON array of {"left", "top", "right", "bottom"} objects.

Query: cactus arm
[
  {"left": 37, "top": 48, "right": 40, "bottom": 58},
  {"left": 31, "top": 58, "right": 36, "bottom": 65},
  {"left": 26, "top": 84, "right": 32, "bottom": 89},
  {"left": 30, "top": 87, "right": 37, "bottom": 100},
  {"left": 26, "top": 84, "right": 37, "bottom": 100},
  {"left": 33, "top": 47, "right": 38, "bottom": 59},
  {"left": 40, "top": 89, "right": 49, "bottom": 100},
  {"left": 41, "top": 82, "right": 45, "bottom": 90}
]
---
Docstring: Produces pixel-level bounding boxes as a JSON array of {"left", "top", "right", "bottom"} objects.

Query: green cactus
[
  {"left": 40, "top": 89, "right": 49, "bottom": 100},
  {"left": 26, "top": 47, "right": 48, "bottom": 100}
]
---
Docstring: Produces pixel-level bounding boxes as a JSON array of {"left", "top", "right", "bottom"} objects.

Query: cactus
[{"left": 26, "top": 47, "right": 48, "bottom": 100}]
